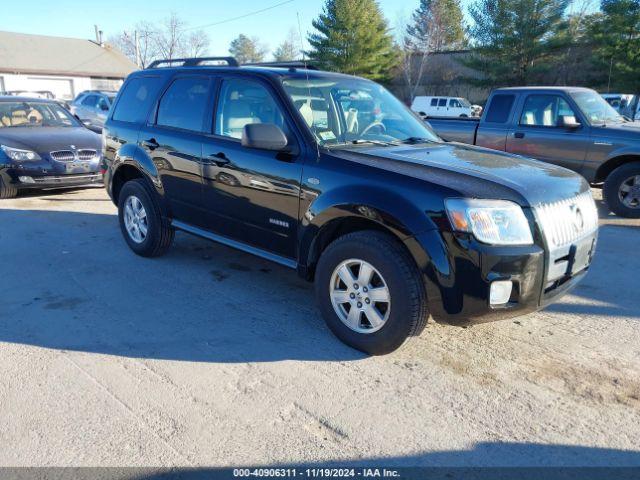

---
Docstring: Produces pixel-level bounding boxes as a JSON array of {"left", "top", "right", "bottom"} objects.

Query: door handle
[
  {"left": 514, "top": 132, "right": 525, "bottom": 139},
  {"left": 207, "top": 152, "right": 230, "bottom": 166},
  {"left": 142, "top": 138, "right": 160, "bottom": 150}
]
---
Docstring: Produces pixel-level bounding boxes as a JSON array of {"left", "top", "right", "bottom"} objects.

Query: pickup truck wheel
[
  {"left": 118, "top": 179, "right": 174, "bottom": 257},
  {"left": 0, "top": 175, "right": 18, "bottom": 199},
  {"left": 604, "top": 162, "right": 640, "bottom": 218},
  {"left": 315, "top": 231, "right": 428, "bottom": 355}
]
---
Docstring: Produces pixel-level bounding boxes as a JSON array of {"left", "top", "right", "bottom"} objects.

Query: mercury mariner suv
[{"left": 102, "top": 57, "right": 599, "bottom": 355}]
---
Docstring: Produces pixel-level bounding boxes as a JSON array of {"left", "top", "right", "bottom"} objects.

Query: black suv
[{"left": 103, "top": 57, "right": 599, "bottom": 354}]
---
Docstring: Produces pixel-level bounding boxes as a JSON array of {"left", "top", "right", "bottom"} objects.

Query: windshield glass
[
  {"left": 281, "top": 76, "right": 440, "bottom": 146},
  {"left": 570, "top": 91, "right": 623, "bottom": 124},
  {"left": 459, "top": 98, "right": 471, "bottom": 107},
  {"left": 0, "top": 101, "right": 78, "bottom": 128}
]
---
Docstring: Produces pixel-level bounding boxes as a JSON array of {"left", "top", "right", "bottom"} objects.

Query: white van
[{"left": 411, "top": 96, "right": 474, "bottom": 118}]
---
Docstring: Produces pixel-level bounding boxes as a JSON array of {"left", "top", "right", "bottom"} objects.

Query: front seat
[{"left": 223, "top": 100, "right": 258, "bottom": 139}]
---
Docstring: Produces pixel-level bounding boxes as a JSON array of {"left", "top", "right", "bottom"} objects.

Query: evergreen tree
[
  {"left": 589, "top": 0, "right": 640, "bottom": 93},
  {"left": 229, "top": 34, "right": 267, "bottom": 64},
  {"left": 462, "top": 0, "right": 570, "bottom": 86},
  {"left": 406, "top": 0, "right": 466, "bottom": 52},
  {"left": 307, "top": 0, "right": 397, "bottom": 81}
]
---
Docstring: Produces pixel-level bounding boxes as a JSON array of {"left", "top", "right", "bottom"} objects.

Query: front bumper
[
  {"left": 1, "top": 158, "right": 103, "bottom": 189},
  {"left": 404, "top": 227, "right": 597, "bottom": 326}
]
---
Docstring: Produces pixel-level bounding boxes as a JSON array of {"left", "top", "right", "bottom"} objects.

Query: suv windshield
[
  {"left": 0, "top": 101, "right": 78, "bottom": 128},
  {"left": 282, "top": 76, "right": 439, "bottom": 146},
  {"left": 570, "top": 90, "right": 623, "bottom": 125}
]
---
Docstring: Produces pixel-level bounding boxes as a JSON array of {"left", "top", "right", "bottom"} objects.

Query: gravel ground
[{"left": 0, "top": 186, "right": 638, "bottom": 467}]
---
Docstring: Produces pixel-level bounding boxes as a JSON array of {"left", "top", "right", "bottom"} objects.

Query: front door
[
  {"left": 506, "top": 93, "right": 590, "bottom": 173},
  {"left": 201, "top": 77, "right": 303, "bottom": 259},
  {"left": 138, "top": 75, "right": 213, "bottom": 226}
]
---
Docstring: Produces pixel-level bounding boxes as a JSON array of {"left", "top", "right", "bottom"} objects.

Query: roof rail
[
  {"left": 146, "top": 56, "right": 239, "bottom": 69},
  {"left": 244, "top": 61, "right": 318, "bottom": 71}
]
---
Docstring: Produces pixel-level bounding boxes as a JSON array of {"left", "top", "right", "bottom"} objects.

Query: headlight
[
  {"left": 445, "top": 198, "right": 533, "bottom": 245},
  {"left": 1, "top": 145, "right": 41, "bottom": 161}
]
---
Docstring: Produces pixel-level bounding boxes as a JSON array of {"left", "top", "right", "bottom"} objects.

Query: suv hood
[
  {"left": 330, "top": 142, "right": 589, "bottom": 206},
  {"left": 0, "top": 127, "right": 100, "bottom": 152}
]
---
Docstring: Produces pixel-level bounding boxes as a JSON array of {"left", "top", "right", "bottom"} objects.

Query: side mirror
[
  {"left": 81, "top": 119, "right": 102, "bottom": 133},
  {"left": 241, "top": 123, "right": 288, "bottom": 151},
  {"left": 559, "top": 115, "right": 581, "bottom": 129}
]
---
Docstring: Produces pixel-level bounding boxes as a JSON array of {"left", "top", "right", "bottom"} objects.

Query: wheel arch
[
  {"left": 595, "top": 154, "right": 640, "bottom": 183},
  {"left": 109, "top": 144, "right": 162, "bottom": 205},
  {"left": 298, "top": 189, "right": 438, "bottom": 281}
]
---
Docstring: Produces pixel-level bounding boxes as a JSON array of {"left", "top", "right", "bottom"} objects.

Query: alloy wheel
[
  {"left": 123, "top": 195, "right": 148, "bottom": 243},
  {"left": 329, "top": 259, "right": 391, "bottom": 334}
]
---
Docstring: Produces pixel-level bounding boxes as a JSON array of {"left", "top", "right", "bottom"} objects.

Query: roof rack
[
  {"left": 245, "top": 61, "right": 318, "bottom": 71},
  {"left": 146, "top": 56, "right": 239, "bottom": 69}
]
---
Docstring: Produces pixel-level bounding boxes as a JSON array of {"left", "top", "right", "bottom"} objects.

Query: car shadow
[
  {"left": 127, "top": 443, "right": 640, "bottom": 478},
  {"left": 0, "top": 208, "right": 364, "bottom": 363}
]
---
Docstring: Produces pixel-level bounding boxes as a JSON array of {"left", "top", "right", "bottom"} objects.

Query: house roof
[{"left": 0, "top": 31, "right": 137, "bottom": 78}]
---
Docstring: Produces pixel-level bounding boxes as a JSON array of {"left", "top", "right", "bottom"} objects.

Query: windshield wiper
[
  {"left": 401, "top": 137, "right": 438, "bottom": 144},
  {"left": 349, "top": 139, "right": 400, "bottom": 147}
]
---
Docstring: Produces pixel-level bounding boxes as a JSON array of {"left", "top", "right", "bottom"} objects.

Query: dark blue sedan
[{"left": 0, "top": 97, "right": 102, "bottom": 198}]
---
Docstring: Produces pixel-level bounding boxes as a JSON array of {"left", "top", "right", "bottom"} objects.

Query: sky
[{"left": 0, "top": 0, "right": 456, "bottom": 59}]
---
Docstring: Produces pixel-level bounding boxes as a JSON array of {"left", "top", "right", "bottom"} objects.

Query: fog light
[
  {"left": 490, "top": 280, "right": 513, "bottom": 305},
  {"left": 18, "top": 176, "right": 35, "bottom": 184}
]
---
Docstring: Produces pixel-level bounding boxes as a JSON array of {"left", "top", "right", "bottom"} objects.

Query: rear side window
[
  {"left": 112, "top": 76, "right": 165, "bottom": 123},
  {"left": 156, "top": 77, "right": 211, "bottom": 132},
  {"left": 82, "top": 95, "right": 98, "bottom": 107},
  {"left": 438, "top": 98, "right": 447, "bottom": 107},
  {"left": 485, "top": 94, "right": 515, "bottom": 123},
  {"left": 430, "top": 98, "right": 438, "bottom": 107}
]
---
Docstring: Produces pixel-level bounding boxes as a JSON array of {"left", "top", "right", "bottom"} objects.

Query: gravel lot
[{"left": 0, "top": 186, "right": 639, "bottom": 467}]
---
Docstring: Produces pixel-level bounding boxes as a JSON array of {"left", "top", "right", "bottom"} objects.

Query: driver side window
[
  {"left": 215, "top": 78, "right": 287, "bottom": 140},
  {"left": 520, "top": 95, "right": 577, "bottom": 127}
]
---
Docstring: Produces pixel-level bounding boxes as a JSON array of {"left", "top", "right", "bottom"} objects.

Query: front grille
[
  {"left": 535, "top": 191, "right": 599, "bottom": 249},
  {"left": 50, "top": 150, "right": 75, "bottom": 161},
  {"left": 77, "top": 149, "right": 97, "bottom": 160},
  {"left": 50, "top": 149, "right": 98, "bottom": 162}
]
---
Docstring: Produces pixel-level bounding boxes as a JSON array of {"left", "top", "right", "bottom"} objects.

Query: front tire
[
  {"left": 118, "top": 179, "right": 174, "bottom": 257},
  {"left": 315, "top": 231, "right": 428, "bottom": 355},
  {"left": 603, "top": 162, "right": 640, "bottom": 218},
  {"left": 0, "top": 175, "right": 18, "bottom": 199}
]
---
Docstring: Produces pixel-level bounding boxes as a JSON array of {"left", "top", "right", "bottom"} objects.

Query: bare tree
[
  {"left": 273, "top": 29, "right": 301, "bottom": 61},
  {"left": 108, "top": 21, "right": 159, "bottom": 68},
  {"left": 185, "top": 30, "right": 210, "bottom": 58},
  {"left": 154, "top": 12, "right": 186, "bottom": 61},
  {"left": 395, "top": 14, "right": 430, "bottom": 102}
]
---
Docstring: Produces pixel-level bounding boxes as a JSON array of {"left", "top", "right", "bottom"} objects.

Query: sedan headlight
[
  {"left": 445, "top": 198, "right": 533, "bottom": 246},
  {"left": 1, "top": 145, "right": 41, "bottom": 161}
]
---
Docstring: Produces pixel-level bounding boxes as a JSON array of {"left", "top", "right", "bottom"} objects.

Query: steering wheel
[{"left": 361, "top": 120, "right": 386, "bottom": 136}]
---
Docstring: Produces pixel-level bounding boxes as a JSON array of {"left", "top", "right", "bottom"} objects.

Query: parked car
[
  {"left": 70, "top": 90, "right": 117, "bottom": 130},
  {"left": 0, "top": 96, "right": 102, "bottom": 198},
  {"left": 426, "top": 87, "right": 640, "bottom": 218},
  {"left": 103, "top": 57, "right": 598, "bottom": 355},
  {"left": 411, "top": 96, "right": 474, "bottom": 118}
]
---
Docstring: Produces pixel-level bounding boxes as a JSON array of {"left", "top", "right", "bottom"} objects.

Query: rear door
[
  {"left": 138, "top": 75, "right": 214, "bottom": 226},
  {"left": 200, "top": 75, "right": 304, "bottom": 258},
  {"left": 506, "top": 93, "right": 589, "bottom": 172}
]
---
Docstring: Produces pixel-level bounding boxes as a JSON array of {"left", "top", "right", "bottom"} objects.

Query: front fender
[{"left": 298, "top": 184, "right": 438, "bottom": 267}]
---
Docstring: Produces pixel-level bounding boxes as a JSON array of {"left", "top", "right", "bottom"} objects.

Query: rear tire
[
  {"left": 0, "top": 175, "right": 18, "bottom": 199},
  {"left": 118, "top": 179, "right": 174, "bottom": 257},
  {"left": 603, "top": 162, "right": 640, "bottom": 218},
  {"left": 315, "top": 231, "right": 428, "bottom": 355}
]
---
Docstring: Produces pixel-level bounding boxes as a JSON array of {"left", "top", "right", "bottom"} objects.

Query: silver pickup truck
[{"left": 426, "top": 87, "right": 640, "bottom": 218}]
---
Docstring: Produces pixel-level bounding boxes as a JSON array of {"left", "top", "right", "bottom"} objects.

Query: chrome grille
[
  {"left": 535, "top": 191, "right": 599, "bottom": 249},
  {"left": 77, "top": 149, "right": 97, "bottom": 160},
  {"left": 50, "top": 150, "right": 75, "bottom": 161}
]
